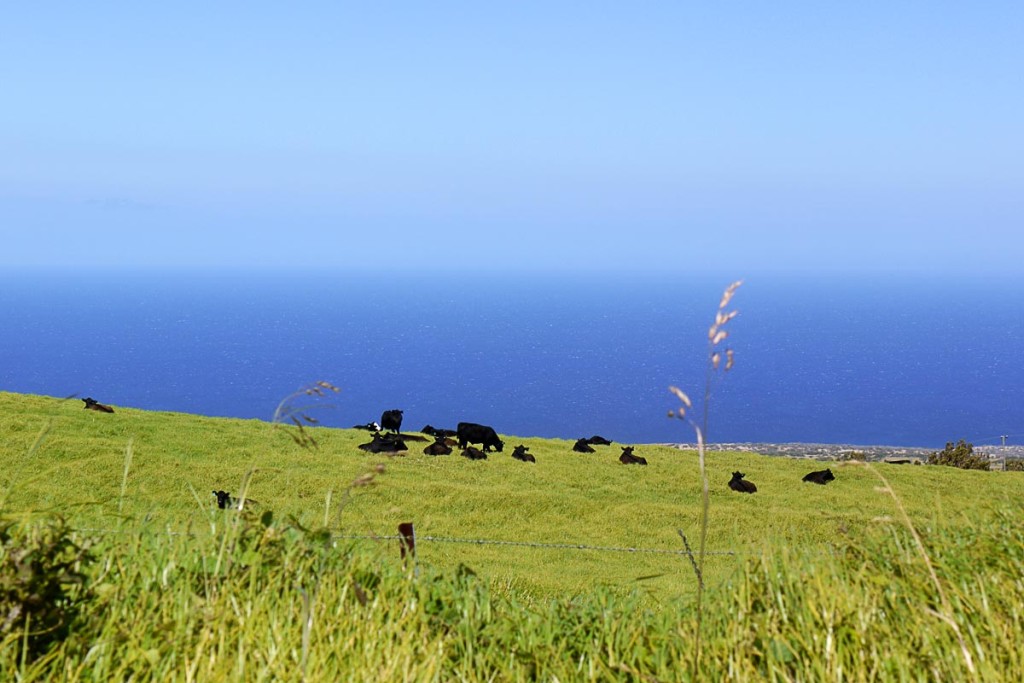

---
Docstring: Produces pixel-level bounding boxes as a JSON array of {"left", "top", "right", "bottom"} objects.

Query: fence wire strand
[
  {"left": 73, "top": 527, "right": 741, "bottom": 556},
  {"left": 332, "top": 533, "right": 740, "bottom": 556}
]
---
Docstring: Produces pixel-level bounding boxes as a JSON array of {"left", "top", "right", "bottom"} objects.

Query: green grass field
[{"left": 3, "top": 390, "right": 1023, "bottom": 680}]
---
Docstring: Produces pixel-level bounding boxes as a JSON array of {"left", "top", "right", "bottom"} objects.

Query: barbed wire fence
[
  {"left": 73, "top": 523, "right": 746, "bottom": 560},
  {"left": 335, "top": 530, "right": 742, "bottom": 557}
]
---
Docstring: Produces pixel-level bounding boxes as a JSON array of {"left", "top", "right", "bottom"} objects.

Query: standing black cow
[
  {"left": 729, "top": 471, "right": 757, "bottom": 493},
  {"left": 381, "top": 410, "right": 403, "bottom": 434},
  {"left": 456, "top": 422, "right": 504, "bottom": 452},
  {"left": 619, "top": 446, "right": 647, "bottom": 465},
  {"left": 572, "top": 438, "right": 596, "bottom": 453},
  {"left": 511, "top": 445, "right": 536, "bottom": 463},
  {"left": 802, "top": 468, "right": 836, "bottom": 485}
]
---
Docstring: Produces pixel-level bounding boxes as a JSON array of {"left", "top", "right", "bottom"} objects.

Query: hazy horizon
[{"left": 2, "top": 3, "right": 1022, "bottom": 276}]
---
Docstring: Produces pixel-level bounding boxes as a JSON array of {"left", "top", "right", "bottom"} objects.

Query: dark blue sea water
[{"left": 2, "top": 271, "right": 1022, "bottom": 447}]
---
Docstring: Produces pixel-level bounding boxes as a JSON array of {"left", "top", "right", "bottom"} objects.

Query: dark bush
[
  {"left": 0, "top": 517, "right": 95, "bottom": 659},
  {"left": 1006, "top": 459, "right": 1024, "bottom": 472},
  {"left": 927, "top": 439, "right": 990, "bottom": 471}
]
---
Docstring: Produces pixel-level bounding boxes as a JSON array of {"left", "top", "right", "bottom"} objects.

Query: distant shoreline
[{"left": 658, "top": 442, "right": 1024, "bottom": 462}]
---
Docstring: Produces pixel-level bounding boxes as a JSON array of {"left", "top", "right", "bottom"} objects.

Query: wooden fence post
[{"left": 398, "top": 522, "right": 416, "bottom": 561}]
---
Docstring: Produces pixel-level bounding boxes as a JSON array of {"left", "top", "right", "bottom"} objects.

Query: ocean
[{"left": 2, "top": 271, "right": 1021, "bottom": 448}]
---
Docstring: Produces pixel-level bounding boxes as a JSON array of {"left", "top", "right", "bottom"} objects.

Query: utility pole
[{"left": 1000, "top": 435, "right": 1009, "bottom": 446}]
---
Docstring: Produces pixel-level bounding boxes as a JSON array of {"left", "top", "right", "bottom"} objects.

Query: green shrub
[
  {"left": 927, "top": 439, "right": 990, "bottom": 471},
  {"left": 0, "top": 516, "right": 95, "bottom": 660},
  {"left": 1006, "top": 459, "right": 1024, "bottom": 472}
]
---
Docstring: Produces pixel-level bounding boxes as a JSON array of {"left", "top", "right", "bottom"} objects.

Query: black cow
[
  {"left": 212, "top": 490, "right": 259, "bottom": 510},
  {"left": 212, "top": 490, "right": 234, "bottom": 509},
  {"left": 586, "top": 435, "right": 613, "bottom": 446},
  {"left": 573, "top": 438, "right": 596, "bottom": 453},
  {"left": 83, "top": 397, "right": 115, "bottom": 413},
  {"left": 802, "top": 468, "right": 836, "bottom": 485},
  {"left": 357, "top": 433, "right": 384, "bottom": 452},
  {"left": 398, "top": 433, "right": 428, "bottom": 442},
  {"left": 358, "top": 433, "right": 408, "bottom": 454},
  {"left": 619, "top": 446, "right": 647, "bottom": 465},
  {"left": 422, "top": 425, "right": 458, "bottom": 438},
  {"left": 511, "top": 444, "right": 536, "bottom": 463},
  {"left": 381, "top": 410, "right": 403, "bottom": 434},
  {"left": 461, "top": 446, "right": 488, "bottom": 460},
  {"left": 423, "top": 437, "right": 452, "bottom": 456},
  {"left": 729, "top": 471, "right": 757, "bottom": 493},
  {"left": 352, "top": 421, "right": 381, "bottom": 431},
  {"left": 456, "top": 422, "right": 504, "bottom": 452}
]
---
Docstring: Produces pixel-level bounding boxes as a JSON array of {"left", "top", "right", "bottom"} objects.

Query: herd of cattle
[
  {"left": 79, "top": 399, "right": 839, "bottom": 509},
  {"left": 351, "top": 409, "right": 840, "bottom": 490},
  {"left": 348, "top": 409, "right": 642, "bottom": 465}
]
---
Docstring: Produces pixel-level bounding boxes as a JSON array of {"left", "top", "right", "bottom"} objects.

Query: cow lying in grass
[
  {"left": 619, "top": 446, "right": 647, "bottom": 465},
  {"left": 802, "top": 468, "right": 836, "bottom": 485},
  {"left": 422, "top": 425, "right": 457, "bottom": 438},
  {"left": 729, "top": 471, "right": 757, "bottom": 493},
  {"left": 358, "top": 433, "right": 408, "bottom": 454},
  {"left": 423, "top": 436, "right": 452, "bottom": 456},
  {"left": 511, "top": 445, "right": 535, "bottom": 463},
  {"left": 460, "top": 446, "right": 487, "bottom": 460},
  {"left": 212, "top": 490, "right": 258, "bottom": 510},
  {"left": 82, "top": 397, "right": 115, "bottom": 413},
  {"left": 213, "top": 490, "right": 234, "bottom": 509},
  {"left": 573, "top": 438, "right": 595, "bottom": 453}
]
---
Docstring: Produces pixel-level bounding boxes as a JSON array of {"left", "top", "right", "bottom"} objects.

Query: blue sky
[{"left": 2, "top": 2, "right": 1021, "bottom": 274}]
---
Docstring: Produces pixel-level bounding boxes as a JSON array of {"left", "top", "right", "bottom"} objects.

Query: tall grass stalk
[
  {"left": 323, "top": 488, "right": 333, "bottom": 528},
  {"left": 669, "top": 279, "right": 742, "bottom": 673},
  {"left": 867, "top": 463, "right": 978, "bottom": 678},
  {"left": 272, "top": 380, "right": 340, "bottom": 451},
  {"left": 117, "top": 439, "right": 134, "bottom": 516}
]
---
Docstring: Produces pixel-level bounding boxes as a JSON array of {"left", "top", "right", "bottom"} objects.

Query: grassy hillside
[
  {"left": 2, "top": 390, "right": 1021, "bottom": 601},
  {"left": 3, "top": 391, "right": 1024, "bottom": 680}
]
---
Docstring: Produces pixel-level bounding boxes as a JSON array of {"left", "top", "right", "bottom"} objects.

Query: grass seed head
[
  {"left": 719, "top": 280, "right": 743, "bottom": 309},
  {"left": 669, "top": 386, "right": 692, "bottom": 408}
]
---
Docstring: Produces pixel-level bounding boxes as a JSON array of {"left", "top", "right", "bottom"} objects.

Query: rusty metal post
[{"left": 398, "top": 522, "right": 416, "bottom": 561}]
